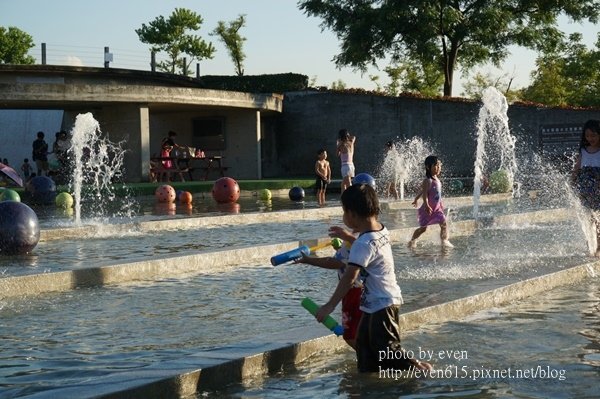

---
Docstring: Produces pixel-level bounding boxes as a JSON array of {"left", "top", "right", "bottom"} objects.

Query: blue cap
[{"left": 332, "top": 325, "right": 344, "bottom": 336}]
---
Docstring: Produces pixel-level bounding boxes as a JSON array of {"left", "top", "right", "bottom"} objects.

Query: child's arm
[
  {"left": 316, "top": 265, "right": 360, "bottom": 322},
  {"left": 294, "top": 254, "right": 344, "bottom": 269},
  {"left": 315, "top": 160, "right": 323, "bottom": 178},
  {"left": 411, "top": 189, "right": 422, "bottom": 207},
  {"left": 328, "top": 226, "right": 355, "bottom": 243},
  {"left": 325, "top": 161, "right": 331, "bottom": 182},
  {"left": 421, "top": 179, "right": 432, "bottom": 213}
]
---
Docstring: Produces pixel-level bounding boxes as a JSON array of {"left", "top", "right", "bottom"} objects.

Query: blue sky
[{"left": 1, "top": 0, "right": 598, "bottom": 94}]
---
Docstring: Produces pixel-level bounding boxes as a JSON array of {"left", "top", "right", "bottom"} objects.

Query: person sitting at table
[
  {"left": 160, "top": 140, "right": 173, "bottom": 170},
  {"left": 161, "top": 131, "right": 182, "bottom": 153}
]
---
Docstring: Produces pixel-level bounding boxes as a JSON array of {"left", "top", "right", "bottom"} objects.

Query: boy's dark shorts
[
  {"left": 356, "top": 305, "right": 419, "bottom": 372},
  {"left": 315, "top": 176, "right": 328, "bottom": 191},
  {"left": 341, "top": 286, "right": 362, "bottom": 341}
]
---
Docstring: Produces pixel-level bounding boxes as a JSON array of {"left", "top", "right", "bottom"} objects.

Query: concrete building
[{"left": 0, "top": 65, "right": 282, "bottom": 182}]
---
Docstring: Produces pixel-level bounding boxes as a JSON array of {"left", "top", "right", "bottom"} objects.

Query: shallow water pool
[
  {"left": 211, "top": 279, "right": 600, "bottom": 398},
  {"left": 0, "top": 216, "right": 590, "bottom": 398}
]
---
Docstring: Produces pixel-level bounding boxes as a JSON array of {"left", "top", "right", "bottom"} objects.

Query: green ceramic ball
[
  {"left": 489, "top": 170, "right": 511, "bottom": 193},
  {"left": 55, "top": 192, "right": 74, "bottom": 209}
]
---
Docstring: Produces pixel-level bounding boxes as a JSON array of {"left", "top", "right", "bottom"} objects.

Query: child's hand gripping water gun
[
  {"left": 301, "top": 297, "right": 344, "bottom": 336},
  {"left": 270, "top": 238, "right": 343, "bottom": 266}
]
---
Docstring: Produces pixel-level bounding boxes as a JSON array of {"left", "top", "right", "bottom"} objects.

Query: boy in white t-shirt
[{"left": 315, "top": 183, "right": 432, "bottom": 372}]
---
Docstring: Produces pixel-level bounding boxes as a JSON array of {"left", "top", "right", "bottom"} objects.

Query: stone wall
[{"left": 263, "top": 91, "right": 600, "bottom": 179}]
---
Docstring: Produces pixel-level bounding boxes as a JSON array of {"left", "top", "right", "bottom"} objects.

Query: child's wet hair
[
  {"left": 580, "top": 119, "right": 600, "bottom": 149},
  {"left": 317, "top": 148, "right": 326, "bottom": 155},
  {"left": 338, "top": 129, "right": 351, "bottom": 141},
  {"left": 341, "top": 184, "right": 380, "bottom": 217},
  {"left": 424, "top": 155, "right": 439, "bottom": 178}
]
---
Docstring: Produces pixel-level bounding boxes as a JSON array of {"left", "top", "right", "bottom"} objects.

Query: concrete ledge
[
  {"left": 380, "top": 193, "right": 512, "bottom": 211},
  {"left": 400, "top": 259, "right": 599, "bottom": 330},
  {"left": 39, "top": 206, "right": 344, "bottom": 242}
]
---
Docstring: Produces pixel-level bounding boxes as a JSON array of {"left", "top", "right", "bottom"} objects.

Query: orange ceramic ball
[
  {"left": 179, "top": 191, "right": 193, "bottom": 204},
  {"left": 212, "top": 177, "right": 240, "bottom": 204},
  {"left": 155, "top": 184, "right": 176, "bottom": 203}
]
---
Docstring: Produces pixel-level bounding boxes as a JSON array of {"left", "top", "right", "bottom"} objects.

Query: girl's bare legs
[
  {"left": 408, "top": 226, "right": 427, "bottom": 247},
  {"left": 341, "top": 175, "right": 352, "bottom": 193},
  {"left": 440, "top": 222, "right": 454, "bottom": 248},
  {"left": 387, "top": 181, "right": 399, "bottom": 200}
]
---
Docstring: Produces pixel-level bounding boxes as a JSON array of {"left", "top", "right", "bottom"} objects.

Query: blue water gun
[{"left": 270, "top": 238, "right": 343, "bottom": 266}]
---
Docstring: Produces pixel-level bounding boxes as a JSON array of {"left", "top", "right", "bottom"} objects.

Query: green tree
[
  {"left": 521, "top": 57, "right": 569, "bottom": 106},
  {"left": 211, "top": 14, "right": 247, "bottom": 76},
  {"left": 331, "top": 79, "right": 347, "bottom": 90},
  {"left": 136, "top": 8, "right": 215, "bottom": 75},
  {"left": 392, "top": 61, "right": 444, "bottom": 97},
  {"left": 298, "top": 0, "right": 600, "bottom": 97},
  {"left": 522, "top": 33, "right": 600, "bottom": 107},
  {"left": 0, "top": 26, "right": 35, "bottom": 64}
]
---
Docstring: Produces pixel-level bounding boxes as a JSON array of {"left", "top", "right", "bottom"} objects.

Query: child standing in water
[
  {"left": 21, "top": 158, "right": 32, "bottom": 180},
  {"left": 408, "top": 155, "right": 453, "bottom": 248},
  {"left": 315, "top": 148, "right": 331, "bottom": 206},
  {"left": 383, "top": 141, "right": 400, "bottom": 200},
  {"left": 571, "top": 119, "right": 600, "bottom": 257},
  {"left": 314, "top": 184, "right": 432, "bottom": 372},
  {"left": 337, "top": 129, "right": 356, "bottom": 193}
]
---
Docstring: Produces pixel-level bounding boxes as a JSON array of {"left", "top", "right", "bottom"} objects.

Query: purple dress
[{"left": 417, "top": 177, "right": 446, "bottom": 227}]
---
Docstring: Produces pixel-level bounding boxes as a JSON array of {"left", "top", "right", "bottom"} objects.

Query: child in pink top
[
  {"left": 408, "top": 155, "right": 453, "bottom": 248},
  {"left": 571, "top": 119, "right": 600, "bottom": 257}
]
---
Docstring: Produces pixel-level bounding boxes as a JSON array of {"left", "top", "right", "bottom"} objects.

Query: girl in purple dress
[{"left": 408, "top": 155, "right": 453, "bottom": 248}]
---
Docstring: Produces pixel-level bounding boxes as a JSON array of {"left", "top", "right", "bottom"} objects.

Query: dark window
[{"left": 192, "top": 117, "right": 225, "bottom": 150}]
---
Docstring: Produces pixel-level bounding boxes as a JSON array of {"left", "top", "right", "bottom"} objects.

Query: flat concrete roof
[{"left": 0, "top": 65, "right": 283, "bottom": 113}]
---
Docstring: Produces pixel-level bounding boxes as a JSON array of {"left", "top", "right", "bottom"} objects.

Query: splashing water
[
  {"left": 473, "top": 87, "right": 518, "bottom": 218},
  {"left": 376, "top": 137, "right": 432, "bottom": 200},
  {"left": 69, "top": 113, "right": 135, "bottom": 225},
  {"left": 519, "top": 152, "right": 598, "bottom": 256}
]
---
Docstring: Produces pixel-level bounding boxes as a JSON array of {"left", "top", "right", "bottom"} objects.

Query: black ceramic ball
[
  {"left": 289, "top": 186, "right": 305, "bottom": 201},
  {"left": 0, "top": 201, "right": 40, "bottom": 255}
]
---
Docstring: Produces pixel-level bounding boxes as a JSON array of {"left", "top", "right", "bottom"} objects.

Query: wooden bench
[{"left": 150, "top": 158, "right": 189, "bottom": 182}]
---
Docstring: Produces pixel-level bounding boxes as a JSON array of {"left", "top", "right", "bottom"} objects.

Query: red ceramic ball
[
  {"left": 155, "top": 184, "right": 176, "bottom": 203},
  {"left": 212, "top": 177, "right": 240, "bottom": 204},
  {"left": 179, "top": 191, "right": 193, "bottom": 204},
  {"left": 153, "top": 202, "right": 176, "bottom": 216}
]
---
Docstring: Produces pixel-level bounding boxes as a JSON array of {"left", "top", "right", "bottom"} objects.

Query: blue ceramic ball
[
  {"left": 288, "top": 186, "right": 305, "bottom": 201},
  {"left": 353, "top": 173, "right": 376, "bottom": 189},
  {"left": 26, "top": 175, "right": 56, "bottom": 205}
]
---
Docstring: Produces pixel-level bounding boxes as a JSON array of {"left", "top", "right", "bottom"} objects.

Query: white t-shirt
[
  {"left": 347, "top": 226, "right": 403, "bottom": 313},
  {"left": 581, "top": 148, "right": 600, "bottom": 168}
]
